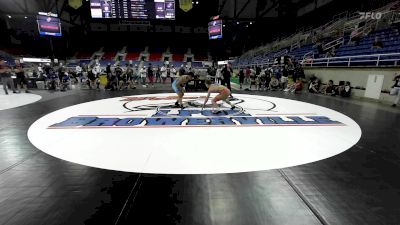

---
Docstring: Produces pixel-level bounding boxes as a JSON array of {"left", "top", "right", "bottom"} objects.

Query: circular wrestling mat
[{"left": 28, "top": 93, "right": 361, "bottom": 174}]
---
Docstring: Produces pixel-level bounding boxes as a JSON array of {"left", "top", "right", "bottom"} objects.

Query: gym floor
[{"left": 0, "top": 86, "right": 399, "bottom": 225}]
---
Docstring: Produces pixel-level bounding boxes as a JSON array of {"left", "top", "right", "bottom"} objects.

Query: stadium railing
[{"left": 300, "top": 52, "right": 400, "bottom": 67}]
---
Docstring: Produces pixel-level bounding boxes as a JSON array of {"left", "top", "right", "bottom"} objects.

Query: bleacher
[
  {"left": 234, "top": 1, "right": 400, "bottom": 68},
  {"left": 68, "top": 43, "right": 208, "bottom": 68}
]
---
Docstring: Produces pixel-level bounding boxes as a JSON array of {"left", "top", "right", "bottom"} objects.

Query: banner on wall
[
  {"left": 179, "top": 0, "right": 193, "bottom": 12},
  {"left": 69, "top": 0, "right": 83, "bottom": 9}
]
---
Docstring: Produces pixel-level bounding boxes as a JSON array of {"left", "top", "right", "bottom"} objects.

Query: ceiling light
[{"left": 7, "top": 15, "right": 12, "bottom": 19}]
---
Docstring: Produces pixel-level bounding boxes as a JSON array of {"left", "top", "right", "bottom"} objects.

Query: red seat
[
  {"left": 126, "top": 52, "right": 140, "bottom": 60},
  {"left": 172, "top": 54, "right": 184, "bottom": 62},
  {"left": 149, "top": 53, "right": 162, "bottom": 61},
  {"left": 103, "top": 52, "right": 116, "bottom": 60},
  {"left": 76, "top": 52, "right": 93, "bottom": 59}
]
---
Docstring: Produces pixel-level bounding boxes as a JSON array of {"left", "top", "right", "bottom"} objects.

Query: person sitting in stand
[{"left": 372, "top": 37, "right": 384, "bottom": 49}]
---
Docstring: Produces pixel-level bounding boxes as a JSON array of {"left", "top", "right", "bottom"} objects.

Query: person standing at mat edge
[
  {"left": 15, "top": 61, "right": 30, "bottom": 93},
  {"left": 0, "top": 59, "right": 17, "bottom": 95},
  {"left": 221, "top": 63, "right": 233, "bottom": 98},
  {"left": 390, "top": 73, "right": 400, "bottom": 107}
]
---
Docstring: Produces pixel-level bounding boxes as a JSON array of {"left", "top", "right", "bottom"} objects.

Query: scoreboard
[
  {"left": 37, "top": 12, "right": 62, "bottom": 37},
  {"left": 208, "top": 19, "right": 223, "bottom": 40},
  {"left": 90, "top": 0, "right": 175, "bottom": 20}
]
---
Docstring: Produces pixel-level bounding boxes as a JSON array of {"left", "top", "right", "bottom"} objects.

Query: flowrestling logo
[{"left": 48, "top": 95, "right": 344, "bottom": 129}]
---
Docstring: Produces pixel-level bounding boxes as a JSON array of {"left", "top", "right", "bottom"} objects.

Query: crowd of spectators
[
  {"left": 308, "top": 75, "right": 352, "bottom": 97},
  {"left": 236, "top": 61, "right": 306, "bottom": 93},
  {"left": 233, "top": 58, "right": 353, "bottom": 98},
  {"left": 1, "top": 59, "right": 198, "bottom": 94}
]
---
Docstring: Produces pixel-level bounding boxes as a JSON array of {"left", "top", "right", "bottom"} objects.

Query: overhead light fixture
[
  {"left": 250, "top": 22, "right": 253, "bottom": 25},
  {"left": 195, "top": 1, "right": 199, "bottom": 4},
  {"left": 24, "top": 16, "right": 28, "bottom": 19},
  {"left": 7, "top": 15, "right": 12, "bottom": 18},
  {"left": 236, "top": 21, "right": 239, "bottom": 24},
  {"left": 223, "top": 24, "right": 226, "bottom": 27}
]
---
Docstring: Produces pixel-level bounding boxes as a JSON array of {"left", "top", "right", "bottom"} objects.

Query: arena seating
[
  {"left": 125, "top": 52, "right": 140, "bottom": 61},
  {"left": 234, "top": 1, "right": 400, "bottom": 68},
  {"left": 172, "top": 53, "right": 185, "bottom": 62},
  {"left": 75, "top": 51, "right": 94, "bottom": 59},
  {"left": 235, "top": 27, "right": 400, "bottom": 68}
]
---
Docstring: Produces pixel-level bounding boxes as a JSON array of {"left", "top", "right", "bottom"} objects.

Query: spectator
[
  {"left": 0, "top": 59, "right": 17, "bottom": 95},
  {"left": 325, "top": 47, "right": 336, "bottom": 58},
  {"left": 390, "top": 73, "right": 400, "bottom": 107},
  {"left": 118, "top": 66, "right": 129, "bottom": 90},
  {"left": 147, "top": 63, "right": 155, "bottom": 88},
  {"left": 238, "top": 68, "right": 245, "bottom": 89},
  {"left": 245, "top": 66, "right": 251, "bottom": 85},
  {"left": 60, "top": 72, "right": 70, "bottom": 92},
  {"left": 294, "top": 63, "right": 305, "bottom": 81},
  {"left": 350, "top": 26, "right": 362, "bottom": 46},
  {"left": 255, "top": 66, "right": 261, "bottom": 76},
  {"left": 106, "top": 63, "right": 112, "bottom": 76},
  {"left": 265, "top": 67, "right": 272, "bottom": 90},
  {"left": 221, "top": 63, "right": 233, "bottom": 95},
  {"left": 15, "top": 62, "right": 30, "bottom": 93},
  {"left": 280, "top": 68, "right": 288, "bottom": 91},
  {"left": 249, "top": 72, "right": 257, "bottom": 90},
  {"left": 140, "top": 66, "right": 147, "bottom": 87},
  {"left": 91, "top": 63, "right": 101, "bottom": 89},
  {"left": 125, "top": 64, "right": 136, "bottom": 89},
  {"left": 179, "top": 64, "right": 186, "bottom": 76},
  {"left": 269, "top": 76, "right": 280, "bottom": 91},
  {"left": 75, "top": 64, "right": 83, "bottom": 82},
  {"left": 285, "top": 79, "right": 303, "bottom": 93},
  {"left": 321, "top": 80, "right": 336, "bottom": 95},
  {"left": 372, "top": 37, "right": 384, "bottom": 49},
  {"left": 155, "top": 65, "right": 161, "bottom": 83},
  {"left": 216, "top": 67, "right": 222, "bottom": 84},
  {"left": 258, "top": 72, "right": 267, "bottom": 91},
  {"left": 339, "top": 81, "right": 352, "bottom": 97},
  {"left": 161, "top": 65, "right": 167, "bottom": 84},
  {"left": 170, "top": 65, "right": 177, "bottom": 83},
  {"left": 133, "top": 64, "right": 140, "bottom": 85},
  {"left": 106, "top": 67, "right": 117, "bottom": 91},
  {"left": 308, "top": 76, "right": 320, "bottom": 93}
]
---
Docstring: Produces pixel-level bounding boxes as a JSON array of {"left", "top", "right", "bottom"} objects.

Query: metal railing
[
  {"left": 300, "top": 52, "right": 400, "bottom": 67},
  {"left": 323, "top": 37, "right": 345, "bottom": 51}
]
